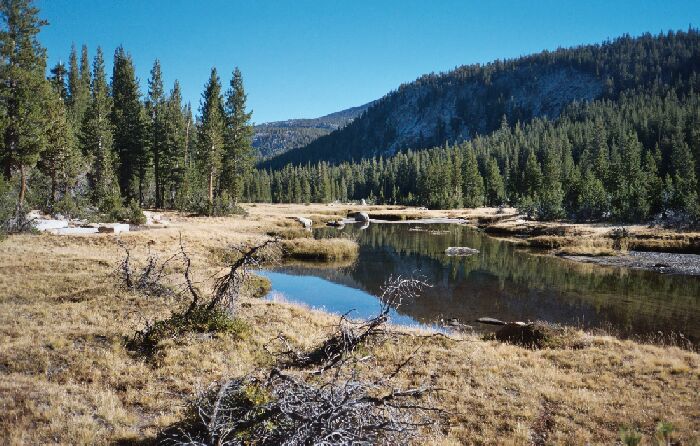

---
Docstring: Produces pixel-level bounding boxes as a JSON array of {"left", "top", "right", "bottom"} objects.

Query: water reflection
[{"left": 266, "top": 223, "right": 700, "bottom": 341}]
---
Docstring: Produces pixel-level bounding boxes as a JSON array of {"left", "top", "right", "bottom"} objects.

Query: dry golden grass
[
  {"left": 0, "top": 203, "right": 698, "bottom": 445},
  {"left": 526, "top": 235, "right": 619, "bottom": 256},
  {"left": 282, "top": 237, "right": 359, "bottom": 261}
]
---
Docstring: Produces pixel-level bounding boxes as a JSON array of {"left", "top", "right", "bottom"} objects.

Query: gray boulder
[
  {"left": 295, "top": 217, "right": 313, "bottom": 229},
  {"left": 353, "top": 212, "right": 369, "bottom": 222}
]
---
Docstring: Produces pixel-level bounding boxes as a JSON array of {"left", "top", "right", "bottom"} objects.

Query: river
[{"left": 261, "top": 223, "right": 700, "bottom": 342}]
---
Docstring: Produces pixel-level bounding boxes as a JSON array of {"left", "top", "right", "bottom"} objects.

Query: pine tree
[
  {"left": 611, "top": 132, "right": 649, "bottom": 221},
  {"left": 111, "top": 46, "right": 147, "bottom": 203},
  {"left": 162, "top": 80, "right": 186, "bottom": 207},
  {"left": 222, "top": 67, "right": 253, "bottom": 205},
  {"left": 669, "top": 129, "right": 699, "bottom": 217},
  {"left": 49, "top": 61, "right": 68, "bottom": 101},
  {"left": 80, "top": 47, "right": 119, "bottom": 210},
  {"left": 67, "top": 44, "right": 90, "bottom": 127},
  {"left": 522, "top": 148, "right": 542, "bottom": 200},
  {"left": 537, "top": 144, "right": 564, "bottom": 220},
  {"left": 197, "top": 68, "right": 225, "bottom": 211},
  {"left": 576, "top": 170, "right": 608, "bottom": 221},
  {"left": 0, "top": 0, "right": 50, "bottom": 206},
  {"left": 38, "top": 62, "right": 80, "bottom": 208},
  {"left": 484, "top": 157, "right": 505, "bottom": 205},
  {"left": 146, "top": 59, "right": 166, "bottom": 207},
  {"left": 462, "top": 147, "right": 484, "bottom": 207},
  {"left": 643, "top": 149, "right": 663, "bottom": 215}
]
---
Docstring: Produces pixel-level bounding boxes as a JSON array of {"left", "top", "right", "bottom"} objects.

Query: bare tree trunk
[
  {"left": 208, "top": 168, "right": 214, "bottom": 209},
  {"left": 18, "top": 165, "right": 26, "bottom": 207},
  {"left": 50, "top": 168, "right": 57, "bottom": 207}
]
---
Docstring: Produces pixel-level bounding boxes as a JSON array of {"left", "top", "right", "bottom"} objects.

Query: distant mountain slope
[
  {"left": 253, "top": 102, "right": 373, "bottom": 159},
  {"left": 262, "top": 31, "right": 700, "bottom": 168}
]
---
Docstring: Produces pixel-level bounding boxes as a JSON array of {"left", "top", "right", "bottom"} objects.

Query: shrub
[{"left": 125, "top": 200, "right": 146, "bottom": 225}]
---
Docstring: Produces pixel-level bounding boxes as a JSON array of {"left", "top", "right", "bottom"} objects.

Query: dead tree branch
[
  {"left": 161, "top": 351, "right": 444, "bottom": 446},
  {"left": 266, "top": 275, "right": 429, "bottom": 372}
]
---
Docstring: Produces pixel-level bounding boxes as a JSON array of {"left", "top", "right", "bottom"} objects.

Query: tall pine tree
[
  {"left": 222, "top": 67, "right": 253, "bottom": 205},
  {"left": 197, "top": 68, "right": 225, "bottom": 211},
  {"left": 0, "top": 0, "right": 50, "bottom": 206},
  {"left": 80, "top": 47, "right": 119, "bottom": 209},
  {"left": 111, "top": 46, "right": 147, "bottom": 203},
  {"left": 146, "top": 59, "right": 166, "bottom": 207}
]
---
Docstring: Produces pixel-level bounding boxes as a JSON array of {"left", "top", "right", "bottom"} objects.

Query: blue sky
[{"left": 37, "top": 0, "right": 698, "bottom": 123}]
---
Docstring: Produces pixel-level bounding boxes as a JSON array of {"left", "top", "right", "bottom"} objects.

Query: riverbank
[
  {"left": 562, "top": 251, "right": 700, "bottom": 275},
  {"left": 1, "top": 204, "right": 699, "bottom": 444}
]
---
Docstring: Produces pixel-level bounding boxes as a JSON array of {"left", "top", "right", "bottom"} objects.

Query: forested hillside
[
  {"left": 263, "top": 30, "right": 700, "bottom": 169},
  {"left": 253, "top": 102, "right": 372, "bottom": 159},
  {"left": 247, "top": 30, "right": 700, "bottom": 223}
]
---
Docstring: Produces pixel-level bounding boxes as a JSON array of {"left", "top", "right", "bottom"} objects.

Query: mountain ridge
[
  {"left": 253, "top": 102, "right": 373, "bottom": 159},
  {"left": 261, "top": 30, "right": 700, "bottom": 169}
]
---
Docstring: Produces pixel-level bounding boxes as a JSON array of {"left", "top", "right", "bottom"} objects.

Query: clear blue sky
[{"left": 37, "top": 0, "right": 698, "bottom": 123}]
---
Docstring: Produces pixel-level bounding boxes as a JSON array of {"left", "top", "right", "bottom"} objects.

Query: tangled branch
[
  {"left": 267, "top": 275, "right": 430, "bottom": 372},
  {"left": 162, "top": 351, "right": 444, "bottom": 445},
  {"left": 118, "top": 235, "right": 281, "bottom": 354}
]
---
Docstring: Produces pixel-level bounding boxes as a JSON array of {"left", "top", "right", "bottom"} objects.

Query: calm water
[{"left": 263, "top": 223, "right": 700, "bottom": 341}]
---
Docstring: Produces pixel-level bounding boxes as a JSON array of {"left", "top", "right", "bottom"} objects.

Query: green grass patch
[{"left": 131, "top": 305, "right": 248, "bottom": 354}]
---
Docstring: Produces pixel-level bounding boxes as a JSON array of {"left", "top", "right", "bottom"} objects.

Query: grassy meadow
[{"left": 0, "top": 203, "right": 698, "bottom": 445}]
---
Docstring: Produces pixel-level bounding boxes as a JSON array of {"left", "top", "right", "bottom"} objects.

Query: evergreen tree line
[
  {"left": 0, "top": 0, "right": 255, "bottom": 222},
  {"left": 244, "top": 88, "right": 699, "bottom": 223}
]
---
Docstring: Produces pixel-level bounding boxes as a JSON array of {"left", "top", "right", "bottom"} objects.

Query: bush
[
  {"left": 132, "top": 305, "right": 248, "bottom": 354},
  {"left": 517, "top": 195, "right": 538, "bottom": 220},
  {"left": 191, "top": 194, "right": 249, "bottom": 217},
  {"left": 125, "top": 200, "right": 146, "bottom": 225}
]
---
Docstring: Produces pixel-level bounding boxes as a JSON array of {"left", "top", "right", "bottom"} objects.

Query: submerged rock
[
  {"left": 476, "top": 317, "right": 506, "bottom": 326},
  {"left": 445, "top": 246, "right": 479, "bottom": 256}
]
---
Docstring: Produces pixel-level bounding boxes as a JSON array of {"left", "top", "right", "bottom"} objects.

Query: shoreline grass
[{"left": 281, "top": 237, "right": 359, "bottom": 261}]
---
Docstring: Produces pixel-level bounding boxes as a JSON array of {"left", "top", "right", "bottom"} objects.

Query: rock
[
  {"left": 52, "top": 213, "right": 66, "bottom": 221},
  {"left": 143, "top": 211, "right": 168, "bottom": 225},
  {"left": 353, "top": 211, "right": 369, "bottom": 222},
  {"left": 27, "top": 209, "right": 43, "bottom": 220},
  {"left": 97, "top": 223, "right": 130, "bottom": 234},
  {"left": 34, "top": 219, "right": 69, "bottom": 232},
  {"left": 443, "top": 318, "right": 473, "bottom": 331},
  {"left": 445, "top": 246, "right": 479, "bottom": 256},
  {"left": 476, "top": 317, "right": 506, "bottom": 326},
  {"left": 47, "top": 227, "right": 99, "bottom": 235},
  {"left": 295, "top": 217, "right": 312, "bottom": 229}
]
